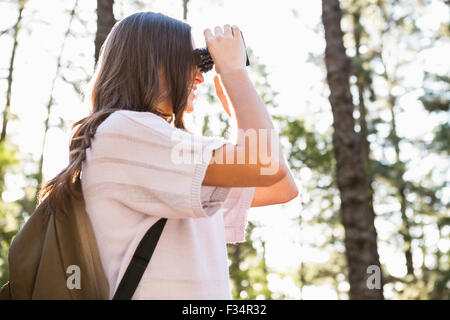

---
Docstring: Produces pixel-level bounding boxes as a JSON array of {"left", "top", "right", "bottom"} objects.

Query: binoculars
[{"left": 193, "top": 30, "right": 250, "bottom": 73}]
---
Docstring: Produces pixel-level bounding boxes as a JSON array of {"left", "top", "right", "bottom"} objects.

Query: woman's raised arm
[{"left": 201, "top": 25, "right": 297, "bottom": 196}]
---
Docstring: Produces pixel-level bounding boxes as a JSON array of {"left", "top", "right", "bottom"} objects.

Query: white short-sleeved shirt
[{"left": 80, "top": 109, "right": 255, "bottom": 299}]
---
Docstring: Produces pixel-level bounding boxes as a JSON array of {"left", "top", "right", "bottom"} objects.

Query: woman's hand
[
  {"left": 213, "top": 74, "right": 232, "bottom": 118},
  {"left": 203, "top": 25, "right": 247, "bottom": 76}
]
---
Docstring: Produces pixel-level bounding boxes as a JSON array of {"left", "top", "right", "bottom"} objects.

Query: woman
[{"left": 38, "top": 12, "right": 298, "bottom": 299}]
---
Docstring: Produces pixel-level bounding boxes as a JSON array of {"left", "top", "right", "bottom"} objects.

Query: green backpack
[{"left": 0, "top": 194, "right": 166, "bottom": 300}]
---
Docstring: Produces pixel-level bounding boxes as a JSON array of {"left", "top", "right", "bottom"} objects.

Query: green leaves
[{"left": 277, "top": 117, "right": 334, "bottom": 175}]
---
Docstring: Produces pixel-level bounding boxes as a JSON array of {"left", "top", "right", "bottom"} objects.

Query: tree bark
[
  {"left": 182, "top": 0, "right": 189, "bottom": 20},
  {"left": 352, "top": 8, "right": 371, "bottom": 169},
  {"left": 322, "top": 0, "right": 383, "bottom": 299},
  {"left": 95, "top": 0, "right": 115, "bottom": 64},
  {"left": 351, "top": 6, "right": 382, "bottom": 278}
]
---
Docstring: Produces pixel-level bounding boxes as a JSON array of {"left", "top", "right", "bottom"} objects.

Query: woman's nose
[{"left": 195, "top": 69, "right": 204, "bottom": 85}]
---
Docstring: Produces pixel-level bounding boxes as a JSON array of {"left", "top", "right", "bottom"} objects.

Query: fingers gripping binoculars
[{"left": 193, "top": 30, "right": 250, "bottom": 73}]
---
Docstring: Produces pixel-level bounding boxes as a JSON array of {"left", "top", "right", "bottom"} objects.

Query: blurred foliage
[
  {"left": 419, "top": 72, "right": 450, "bottom": 154},
  {"left": 277, "top": 117, "right": 334, "bottom": 175},
  {"left": 0, "top": 140, "right": 21, "bottom": 285},
  {"left": 228, "top": 222, "right": 276, "bottom": 299}
]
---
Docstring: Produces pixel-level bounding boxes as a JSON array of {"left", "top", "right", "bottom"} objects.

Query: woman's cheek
[{"left": 186, "top": 93, "right": 195, "bottom": 113}]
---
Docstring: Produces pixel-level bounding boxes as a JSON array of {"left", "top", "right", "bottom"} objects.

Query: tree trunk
[
  {"left": 182, "top": 0, "right": 189, "bottom": 20},
  {"left": 95, "top": 0, "right": 115, "bottom": 64},
  {"left": 377, "top": 0, "right": 415, "bottom": 278},
  {"left": 34, "top": 0, "right": 78, "bottom": 207},
  {"left": 351, "top": 7, "right": 385, "bottom": 289},
  {"left": 1, "top": 0, "right": 25, "bottom": 142},
  {"left": 352, "top": 9, "right": 371, "bottom": 169},
  {"left": 388, "top": 94, "right": 414, "bottom": 276},
  {"left": 322, "top": 0, "right": 383, "bottom": 300}
]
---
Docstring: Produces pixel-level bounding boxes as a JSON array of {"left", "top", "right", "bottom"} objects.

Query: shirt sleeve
[
  {"left": 81, "top": 110, "right": 231, "bottom": 219},
  {"left": 222, "top": 187, "right": 256, "bottom": 244},
  {"left": 200, "top": 186, "right": 232, "bottom": 217}
]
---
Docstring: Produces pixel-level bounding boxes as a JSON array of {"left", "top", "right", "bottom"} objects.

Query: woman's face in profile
[{"left": 185, "top": 35, "right": 204, "bottom": 113}]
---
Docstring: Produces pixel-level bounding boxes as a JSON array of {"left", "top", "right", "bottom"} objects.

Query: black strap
[{"left": 112, "top": 218, "right": 167, "bottom": 300}]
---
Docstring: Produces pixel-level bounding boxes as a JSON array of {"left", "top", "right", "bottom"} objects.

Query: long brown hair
[{"left": 38, "top": 12, "right": 198, "bottom": 212}]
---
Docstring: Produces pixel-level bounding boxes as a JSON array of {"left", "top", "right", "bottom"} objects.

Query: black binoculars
[{"left": 193, "top": 30, "right": 250, "bottom": 73}]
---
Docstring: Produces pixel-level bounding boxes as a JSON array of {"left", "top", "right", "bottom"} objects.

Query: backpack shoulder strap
[{"left": 112, "top": 218, "right": 167, "bottom": 300}]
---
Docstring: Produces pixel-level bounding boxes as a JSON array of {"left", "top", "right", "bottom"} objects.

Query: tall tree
[
  {"left": 182, "top": 0, "right": 189, "bottom": 20},
  {"left": 0, "top": 1, "right": 26, "bottom": 285},
  {"left": 321, "top": 0, "right": 383, "bottom": 299},
  {"left": 95, "top": 0, "right": 116, "bottom": 64},
  {"left": 358, "top": 0, "right": 449, "bottom": 297},
  {"left": 385, "top": 73, "right": 415, "bottom": 276},
  {"left": 375, "top": 0, "right": 422, "bottom": 278},
  {"left": 348, "top": 1, "right": 382, "bottom": 277},
  {"left": 34, "top": 0, "right": 79, "bottom": 207},
  {"left": 1, "top": 0, "right": 26, "bottom": 142}
]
